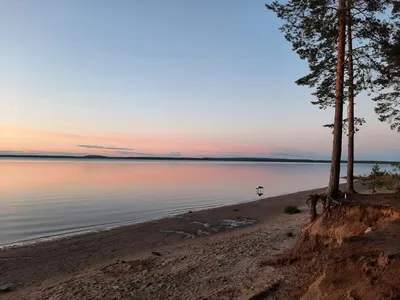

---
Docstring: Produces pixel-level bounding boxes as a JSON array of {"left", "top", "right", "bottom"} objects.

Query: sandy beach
[
  {"left": 1, "top": 181, "right": 399, "bottom": 300},
  {"left": 0, "top": 185, "right": 330, "bottom": 300}
]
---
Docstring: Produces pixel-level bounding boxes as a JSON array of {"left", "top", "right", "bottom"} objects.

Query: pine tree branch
[
  {"left": 352, "top": 45, "right": 370, "bottom": 51},
  {"left": 351, "top": 7, "right": 371, "bottom": 18}
]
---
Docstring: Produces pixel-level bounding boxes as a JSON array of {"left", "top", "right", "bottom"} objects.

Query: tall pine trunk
[
  {"left": 346, "top": 0, "right": 356, "bottom": 194},
  {"left": 327, "top": 0, "right": 346, "bottom": 198}
]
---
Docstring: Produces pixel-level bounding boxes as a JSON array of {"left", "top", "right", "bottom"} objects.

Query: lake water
[{"left": 0, "top": 159, "right": 389, "bottom": 246}]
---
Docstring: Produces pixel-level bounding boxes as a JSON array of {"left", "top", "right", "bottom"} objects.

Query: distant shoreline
[{"left": 0, "top": 154, "right": 398, "bottom": 164}]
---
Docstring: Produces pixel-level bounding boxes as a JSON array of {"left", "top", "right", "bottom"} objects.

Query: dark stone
[
  {"left": 0, "top": 284, "right": 12, "bottom": 293},
  {"left": 286, "top": 232, "right": 294, "bottom": 238}
]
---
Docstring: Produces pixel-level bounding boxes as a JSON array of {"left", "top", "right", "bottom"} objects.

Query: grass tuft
[{"left": 284, "top": 205, "right": 301, "bottom": 214}]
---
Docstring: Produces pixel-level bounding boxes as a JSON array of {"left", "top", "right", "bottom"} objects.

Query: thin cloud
[
  {"left": 0, "top": 150, "right": 92, "bottom": 156},
  {"left": 77, "top": 144, "right": 134, "bottom": 151}
]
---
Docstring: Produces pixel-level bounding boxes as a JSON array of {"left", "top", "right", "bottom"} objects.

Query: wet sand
[{"left": 0, "top": 186, "right": 335, "bottom": 299}]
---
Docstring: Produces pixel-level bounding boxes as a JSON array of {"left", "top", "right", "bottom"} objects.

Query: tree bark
[
  {"left": 311, "top": 198, "right": 317, "bottom": 221},
  {"left": 327, "top": 0, "right": 346, "bottom": 198},
  {"left": 346, "top": 0, "right": 356, "bottom": 194}
]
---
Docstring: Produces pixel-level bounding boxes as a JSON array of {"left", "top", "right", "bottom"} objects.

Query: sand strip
[{"left": 0, "top": 185, "right": 346, "bottom": 299}]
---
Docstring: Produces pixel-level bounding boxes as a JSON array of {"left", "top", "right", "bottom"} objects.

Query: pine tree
[
  {"left": 266, "top": 0, "right": 396, "bottom": 197},
  {"left": 329, "top": 0, "right": 394, "bottom": 193},
  {"left": 266, "top": 0, "right": 347, "bottom": 197}
]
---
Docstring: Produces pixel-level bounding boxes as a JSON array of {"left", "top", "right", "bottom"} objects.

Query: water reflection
[{"left": 0, "top": 159, "right": 387, "bottom": 246}]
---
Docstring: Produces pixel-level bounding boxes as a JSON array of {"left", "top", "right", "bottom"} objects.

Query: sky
[{"left": 1, "top": 0, "right": 399, "bottom": 160}]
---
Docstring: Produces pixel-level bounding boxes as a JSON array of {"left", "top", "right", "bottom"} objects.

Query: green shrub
[
  {"left": 284, "top": 205, "right": 301, "bottom": 214},
  {"left": 361, "top": 163, "right": 396, "bottom": 193}
]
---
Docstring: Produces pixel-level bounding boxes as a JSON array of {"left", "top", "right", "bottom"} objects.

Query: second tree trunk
[{"left": 346, "top": 0, "right": 356, "bottom": 194}]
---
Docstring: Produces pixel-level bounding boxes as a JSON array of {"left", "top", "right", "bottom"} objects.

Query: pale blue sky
[{"left": 1, "top": 0, "right": 399, "bottom": 160}]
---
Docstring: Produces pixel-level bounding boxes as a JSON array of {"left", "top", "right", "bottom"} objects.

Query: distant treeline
[{"left": 1, "top": 154, "right": 398, "bottom": 165}]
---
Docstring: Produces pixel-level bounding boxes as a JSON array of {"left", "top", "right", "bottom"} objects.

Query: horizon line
[{"left": 0, "top": 154, "right": 398, "bottom": 164}]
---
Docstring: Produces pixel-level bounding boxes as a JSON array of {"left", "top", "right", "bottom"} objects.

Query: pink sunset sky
[
  {"left": 1, "top": 1, "right": 400, "bottom": 160},
  {"left": 1, "top": 121, "right": 399, "bottom": 160},
  {"left": 1, "top": 125, "right": 318, "bottom": 158}
]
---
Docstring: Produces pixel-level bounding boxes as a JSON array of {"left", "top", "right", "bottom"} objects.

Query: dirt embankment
[{"left": 281, "top": 193, "right": 400, "bottom": 300}]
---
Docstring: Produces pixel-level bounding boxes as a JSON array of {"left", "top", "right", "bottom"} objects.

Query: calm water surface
[{"left": 0, "top": 159, "right": 388, "bottom": 246}]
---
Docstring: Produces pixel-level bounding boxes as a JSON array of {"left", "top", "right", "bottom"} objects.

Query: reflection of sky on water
[{"left": 0, "top": 159, "right": 391, "bottom": 246}]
